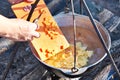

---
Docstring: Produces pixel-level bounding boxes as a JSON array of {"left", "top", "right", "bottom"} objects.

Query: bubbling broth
[{"left": 44, "top": 42, "right": 93, "bottom": 69}]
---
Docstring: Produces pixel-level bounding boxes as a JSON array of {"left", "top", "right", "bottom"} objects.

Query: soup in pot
[{"left": 44, "top": 42, "right": 93, "bottom": 69}]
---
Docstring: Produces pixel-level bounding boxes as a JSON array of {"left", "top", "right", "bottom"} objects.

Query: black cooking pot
[{"left": 31, "top": 12, "right": 111, "bottom": 78}]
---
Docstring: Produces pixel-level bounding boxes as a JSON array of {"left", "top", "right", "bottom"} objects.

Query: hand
[
  {"left": 3, "top": 0, "right": 39, "bottom": 41},
  {"left": 0, "top": 15, "right": 40, "bottom": 41},
  {"left": 8, "top": 0, "right": 34, "bottom": 4},
  {"left": 6, "top": 18, "right": 40, "bottom": 41},
  {"left": 9, "top": 0, "right": 33, "bottom": 11}
]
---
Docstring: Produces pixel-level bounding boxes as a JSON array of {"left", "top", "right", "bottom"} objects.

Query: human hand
[
  {"left": 4, "top": 0, "right": 39, "bottom": 41},
  {"left": 6, "top": 18, "right": 40, "bottom": 41},
  {"left": 9, "top": 0, "right": 34, "bottom": 11},
  {"left": 0, "top": 15, "right": 40, "bottom": 41},
  {"left": 8, "top": 0, "right": 34, "bottom": 4}
]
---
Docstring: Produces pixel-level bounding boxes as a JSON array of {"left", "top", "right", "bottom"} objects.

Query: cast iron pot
[{"left": 31, "top": 12, "right": 111, "bottom": 78}]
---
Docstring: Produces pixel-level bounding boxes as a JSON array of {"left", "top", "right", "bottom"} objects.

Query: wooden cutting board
[{"left": 12, "top": 0, "right": 70, "bottom": 61}]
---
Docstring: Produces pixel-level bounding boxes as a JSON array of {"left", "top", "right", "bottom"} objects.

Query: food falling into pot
[{"left": 44, "top": 42, "right": 93, "bottom": 69}]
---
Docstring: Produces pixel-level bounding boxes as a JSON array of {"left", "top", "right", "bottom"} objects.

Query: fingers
[
  {"left": 31, "top": 31, "right": 40, "bottom": 38},
  {"left": 23, "top": 5, "right": 32, "bottom": 12},
  {"left": 17, "top": 20, "right": 40, "bottom": 41},
  {"left": 19, "top": 31, "right": 40, "bottom": 41},
  {"left": 24, "top": 0, "right": 34, "bottom": 3},
  {"left": 28, "top": 23, "right": 40, "bottom": 38},
  {"left": 8, "top": 0, "right": 34, "bottom": 4},
  {"left": 25, "top": 31, "right": 40, "bottom": 41},
  {"left": 30, "top": 23, "right": 40, "bottom": 37}
]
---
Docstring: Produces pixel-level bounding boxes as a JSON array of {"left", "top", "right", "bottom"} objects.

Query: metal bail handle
[
  {"left": 27, "top": 0, "right": 40, "bottom": 21},
  {"left": 71, "top": 67, "right": 79, "bottom": 73},
  {"left": 70, "top": 0, "right": 79, "bottom": 73}
]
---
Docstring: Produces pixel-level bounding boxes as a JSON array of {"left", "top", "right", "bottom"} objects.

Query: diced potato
[{"left": 44, "top": 42, "right": 93, "bottom": 69}]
